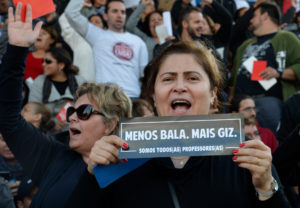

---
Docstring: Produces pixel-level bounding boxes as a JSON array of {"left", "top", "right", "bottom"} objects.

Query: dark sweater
[{"left": 66, "top": 154, "right": 291, "bottom": 207}]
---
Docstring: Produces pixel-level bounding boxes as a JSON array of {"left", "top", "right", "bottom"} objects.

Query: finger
[
  {"left": 98, "top": 150, "right": 119, "bottom": 164},
  {"left": 233, "top": 148, "right": 271, "bottom": 161},
  {"left": 90, "top": 142, "right": 119, "bottom": 164},
  {"left": 102, "top": 135, "right": 128, "bottom": 149},
  {"left": 25, "top": 4, "right": 32, "bottom": 24},
  {"left": 240, "top": 140, "right": 270, "bottom": 151},
  {"left": 33, "top": 21, "right": 43, "bottom": 39},
  {"left": 8, "top": 7, "right": 14, "bottom": 24},
  {"left": 95, "top": 141, "right": 120, "bottom": 160},
  {"left": 259, "top": 70, "right": 267, "bottom": 77},
  {"left": 90, "top": 149, "right": 117, "bottom": 165},
  {"left": 15, "top": 2, "right": 22, "bottom": 22},
  {"left": 237, "top": 161, "right": 270, "bottom": 175},
  {"left": 233, "top": 154, "right": 270, "bottom": 167}
]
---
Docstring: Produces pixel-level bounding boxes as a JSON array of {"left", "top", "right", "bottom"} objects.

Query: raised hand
[
  {"left": 141, "top": 0, "right": 154, "bottom": 7},
  {"left": 8, "top": 3, "right": 43, "bottom": 47}
]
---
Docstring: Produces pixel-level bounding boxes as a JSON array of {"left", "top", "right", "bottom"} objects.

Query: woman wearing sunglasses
[
  {"left": 0, "top": 3, "right": 131, "bottom": 207},
  {"left": 28, "top": 46, "right": 85, "bottom": 131}
]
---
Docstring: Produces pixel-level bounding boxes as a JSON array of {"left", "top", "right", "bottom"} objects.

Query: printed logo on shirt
[{"left": 113, "top": 42, "right": 134, "bottom": 61}]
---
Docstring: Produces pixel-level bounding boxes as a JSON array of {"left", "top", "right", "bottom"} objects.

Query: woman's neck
[
  {"left": 171, "top": 156, "right": 190, "bottom": 169},
  {"left": 32, "top": 49, "right": 46, "bottom": 58},
  {"left": 50, "top": 73, "right": 68, "bottom": 82},
  {"left": 153, "top": 36, "right": 160, "bottom": 44}
]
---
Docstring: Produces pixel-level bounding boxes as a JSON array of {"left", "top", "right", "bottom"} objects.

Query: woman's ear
[
  {"left": 215, "top": 23, "right": 221, "bottom": 32},
  {"left": 211, "top": 87, "right": 218, "bottom": 101},
  {"left": 104, "top": 119, "right": 118, "bottom": 135},
  {"left": 58, "top": 63, "right": 65, "bottom": 72},
  {"left": 35, "top": 113, "right": 42, "bottom": 122},
  {"left": 152, "top": 94, "right": 156, "bottom": 107},
  {"left": 49, "top": 38, "right": 55, "bottom": 45}
]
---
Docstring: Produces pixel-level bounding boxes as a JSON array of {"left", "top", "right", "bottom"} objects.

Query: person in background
[
  {"left": 0, "top": 133, "right": 24, "bottom": 205},
  {"left": 88, "top": 13, "right": 105, "bottom": 29},
  {"left": 16, "top": 177, "right": 38, "bottom": 208},
  {"left": 229, "top": 2, "right": 300, "bottom": 134},
  {"left": 230, "top": 94, "right": 278, "bottom": 153},
  {"left": 244, "top": 117, "right": 262, "bottom": 140},
  {"left": 81, "top": 0, "right": 107, "bottom": 18},
  {"left": 199, "top": 0, "right": 233, "bottom": 66},
  {"left": 171, "top": 0, "right": 193, "bottom": 28},
  {"left": 0, "top": 3, "right": 132, "bottom": 207},
  {"left": 0, "top": 0, "right": 10, "bottom": 63},
  {"left": 0, "top": 175, "right": 15, "bottom": 208},
  {"left": 132, "top": 98, "right": 153, "bottom": 117},
  {"left": 21, "top": 102, "right": 55, "bottom": 134},
  {"left": 65, "top": 0, "right": 148, "bottom": 98},
  {"left": 126, "top": 0, "right": 174, "bottom": 60},
  {"left": 59, "top": 3, "right": 106, "bottom": 82},
  {"left": 0, "top": 0, "right": 9, "bottom": 36},
  {"left": 24, "top": 25, "right": 58, "bottom": 82},
  {"left": 28, "top": 47, "right": 85, "bottom": 131},
  {"left": 277, "top": 91, "right": 300, "bottom": 144}
]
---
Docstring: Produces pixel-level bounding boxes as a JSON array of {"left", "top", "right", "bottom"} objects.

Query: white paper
[
  {"left": 242, "top": 56, "right": 257, "bottom": 73},
  {"left": 216, "top": 47, "right": 224, "bottom": 60},
  {"left": 162, "top": 11, "right": 173, "bottom": 36},
  {"left": 155, "top": 24, "right": 168, "bottom": 44},
  {"left": 258, "top": 78, "right": 277, "bottom": 91}
]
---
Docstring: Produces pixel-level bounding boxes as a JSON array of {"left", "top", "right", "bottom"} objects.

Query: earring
[{"left": 210, "top": 98, "right": 214, "bottom": 106}]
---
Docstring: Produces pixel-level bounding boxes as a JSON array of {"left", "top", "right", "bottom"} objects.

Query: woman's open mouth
[
  {"left": 70, "top": 127, "right": 81, "bottom": 137},
  {"left": 171, "top": 100, "right": 191, "bottom": 114}
]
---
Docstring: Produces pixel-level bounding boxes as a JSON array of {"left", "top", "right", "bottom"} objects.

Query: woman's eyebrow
[
  {"left": 184, "top": 71, "right": 203, "bottom": 77},
  {"left": 158, "top": 72, "right": 177, "bottom": 78}
]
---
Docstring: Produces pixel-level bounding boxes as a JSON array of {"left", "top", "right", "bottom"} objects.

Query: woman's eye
[
  {"left": 188, "top": 76, "right": 199, "bottom": 81},
  {"left": 162, "top": 77, "right": 173, "bottom": 82}
]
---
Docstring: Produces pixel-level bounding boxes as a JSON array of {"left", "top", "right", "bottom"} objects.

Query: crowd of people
[{"left": 0, "top": 0, "right": 300, "bottom": 207}]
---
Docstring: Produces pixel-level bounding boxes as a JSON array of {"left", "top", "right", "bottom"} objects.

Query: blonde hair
[{"left": 74, "top": 82, "right": 132, "bottom": 135}]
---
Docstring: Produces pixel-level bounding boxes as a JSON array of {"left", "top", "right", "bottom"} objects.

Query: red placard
[
  {"left": 251, "top": 60, "right": 267, "bottom": 81},
  {"left": 13, "top": 0, "right": 55, "bottom": 21},
  {"left": 56, "top": 101, "right": 73, "bottom": 122}
]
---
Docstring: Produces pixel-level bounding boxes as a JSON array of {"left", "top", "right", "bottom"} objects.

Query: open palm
[{"left": 8, "top": 3, "right": 42, "bottom": 47}]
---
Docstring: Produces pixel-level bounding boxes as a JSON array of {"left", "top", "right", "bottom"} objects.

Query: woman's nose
[{"left": 174, "top": 79, "right": 187, "bottom": 93}]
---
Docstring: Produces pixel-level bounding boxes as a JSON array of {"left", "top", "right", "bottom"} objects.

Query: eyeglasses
[
  {"left": 66, "top": 104, "right": 106, "bottom": 122},
  {"left": 42, "top": 58, "right": 53, "bottom": 64},
  {"left": 242, "top": 107, "right": 259, "bottom": 113}
]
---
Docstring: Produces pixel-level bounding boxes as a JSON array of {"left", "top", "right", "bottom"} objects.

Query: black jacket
[
  {"left": 66, "top": 155, "right": 291, "bottom": 208},
  {"left": 0, "top": 45, "right": 86, "bottom": 208}
]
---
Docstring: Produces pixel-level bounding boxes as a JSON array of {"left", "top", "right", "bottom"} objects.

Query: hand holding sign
[
  {"left": 259, "top": 66, "right": 280, "bottom": 80},
  {"left": 87, "top": 135, "right": 129, "bottom": 174},
  {"left": 232, "top": 139, "right": 273, "bottom": 200}
]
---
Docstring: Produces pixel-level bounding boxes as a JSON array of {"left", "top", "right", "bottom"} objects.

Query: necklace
[{"left": 171, "top": 156, "right": 189, "bottom": 169}]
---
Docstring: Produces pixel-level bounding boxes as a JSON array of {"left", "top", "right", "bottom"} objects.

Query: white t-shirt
[{"left": 86, "top": 24, "right": 148, "bottom": 98}]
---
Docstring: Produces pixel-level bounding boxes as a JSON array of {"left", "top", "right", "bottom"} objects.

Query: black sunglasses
[
  {"left": 66, "top": 104, "right": 106, "bottom": 122},
  {"left": 42, "top": 58, "right": 53, "bottom": 64}
]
